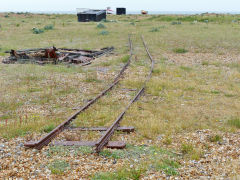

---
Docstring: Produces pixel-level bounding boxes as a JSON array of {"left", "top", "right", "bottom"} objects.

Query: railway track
[{"left": 24, "top": 35, "right": 154, "bottom": 152}]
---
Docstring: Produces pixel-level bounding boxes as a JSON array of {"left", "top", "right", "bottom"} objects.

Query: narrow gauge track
[
  {"left": 95, "top": 35, "right": 155, "bottom": 152},
  {"left": 24, "top": 36, "right": 133, "bottom": 150},
  {"left": 53, "top": 35, "right": 155, "bottom": 153}
]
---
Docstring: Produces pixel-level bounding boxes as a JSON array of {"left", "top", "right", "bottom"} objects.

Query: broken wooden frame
[{"left": 3, "top": 46, "right": 114, "bottom": 65}]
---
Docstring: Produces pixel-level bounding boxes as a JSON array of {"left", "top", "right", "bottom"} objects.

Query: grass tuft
[
  {"left": 209, "top": 134, "right": 222, "bottom": 142},
  {"left": 173, "top": 48, "right": 188, "bottom": 53},
  {"left": 228, "top": 117, "right": 240, "bottom": 128},
  {"left": 97, "top": 23, "right": 106, "bottom": 29},
  {"left": 42, "top": 124, "right": 55, "bottom": 133},
  {"left": 150, "top": 27, "right": 160, "bottom": 32},
  {"left": 44, "top": 24, "right": 54, "bottom": 30},
  {"left": 48, "top": 160, "right": 70, "bottom": 175},
  {"left": 181, "top": 143, "right": 193, "bottom": 154},
  {"left": 99, "top": 30, "right": 109, "bottom": 35},
  {"left": 32, "top": 27, "right": 44, "bottom": 34}
]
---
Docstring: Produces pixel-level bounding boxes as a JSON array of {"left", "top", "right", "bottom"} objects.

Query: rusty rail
[
  {"left": 95, "top": 35, "right": 155, "bottom": 153},
  {"left": 24, "top": 36, "right": 133, "bottom": 150}
]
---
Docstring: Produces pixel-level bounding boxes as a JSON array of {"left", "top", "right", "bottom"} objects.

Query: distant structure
[
  {"left": 77, "top": 9, "right": 106, "bottom": 22},
  {"left": 141, "top": 10, "right": 148, "bottom": 15},
  {"left": 116, "top": 8, "right": 126, "bottom": 15},
  {"left": 107, "top": 7, "right": 114, "bottom": 14}
]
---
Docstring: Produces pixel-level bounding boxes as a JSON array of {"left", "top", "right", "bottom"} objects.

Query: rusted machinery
[{"left": 3, "top": 46, "right": 114, "bottom": 65}]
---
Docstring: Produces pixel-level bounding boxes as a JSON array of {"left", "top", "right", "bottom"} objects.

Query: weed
[
  {"left": 173, "top": 48, "right": 188, "bottom": 53},
  {"left": 75, "top": 146, "right": 93, "bottom": 155},
  {"left": 99, "top": 149, "right": 125, "bottom": 159},
  {"left": 48, "top": 160, "right": 70, "bottom": 175},
  {"left": 32, "top": 27, "right": 44, "bottom": 34},
  {"left": 228, "top": 117, "right": 240, "bottom": 128},
  {"left": 121, "top": 55, "right": 130, "bottom": 63},
  {"left": 101, "top": 19, "right": 110, "bottom": 23},
  {"left": 202, "top": 61, "right": 209, "bottom": 66},
  {"left": 171, "top": 21, "right": 181, "bottom": 25},
  {"left": 155, "top": 159, "right": 179, "bottom": 176},
  {"left": 211, "top": 90, "right": 220, "bottom": 94},
  {"left": 99, "top": 30, "right": 109, "bottom": 35},
  {"left": 163, "top": 136, "right": 172, "bottom": 145},
  {"left": 85, "top": 73, "right": 101, "bottom": 83},
  {"left": 209, "top": 134, "right": 222, "bottom": 142},
  {"left": 150, "top": 27, "right": 160, "bottom": 32},
  {"left": 42, "top": 124, "right": 55, "bottom": 133},
  {"left": 97, "top": 23, "right": 106, "bottom": 29},
  {"left": 181, "top": 143, "right": 193, "bottom": 154},
  {"left": 130, "top": 22, "right": 135, "bottom": 25},
  {"left": 190, "top": 149, "right": 203, "bottom": 161},
  {"left": 44, "top": 24, "right": 54, "bottom": 30},
  {"left": 16, "top": 24, "right": 20, "bottom": 27},
  {"left": 92, "top": 168, "right": 146, "bottom": 180},
  {"left": 180, "top": 66, "right": 192, "bottom": 72}
]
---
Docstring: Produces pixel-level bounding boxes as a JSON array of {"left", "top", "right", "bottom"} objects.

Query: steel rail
[
  {"left": 24, "top": 36, "right": 133, "bottom": 150},
  {"left": 95, "top": 35, "right": 155, "bottom": 153}
]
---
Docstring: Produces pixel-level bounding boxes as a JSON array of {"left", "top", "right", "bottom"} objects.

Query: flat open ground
[{"left": 0, "top": 13, "right": 240, "bottom": 179}]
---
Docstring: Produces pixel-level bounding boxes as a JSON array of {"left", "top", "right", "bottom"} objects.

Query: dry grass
[{"left": 0, "top": 13, "right": 240, "bottom": 141}]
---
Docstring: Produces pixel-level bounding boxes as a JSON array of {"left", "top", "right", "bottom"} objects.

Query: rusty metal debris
[{"left": 3, "top": 46, "right": 114, "bottom": 65}]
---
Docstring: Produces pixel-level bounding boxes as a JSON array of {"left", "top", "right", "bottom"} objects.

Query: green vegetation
[
  {"left": 228, "top": 117, "right": 240, "bottom": 128},
  {"left": 173, "top": 48, "right": 188, "bottom": 53},
  {"left": 150, "top": 27, "right": 160, "bottom": 32},
  {"left": 181, "top": 143, "right": 193, "bottom": 154},
  {"left": 97, "top": 23, "right": 106, "bottom": 29},
  {"left": 0, "top": 15, "right": 240, "bottom": 176},
  {"left": 154, "top": 159, "right": 180, "bottom": 175},
  {"left": 32, "top": 27, "right": 44, "bottom": 34},
  {"left": 92, "top": 168, "right": 145, "bottom": 180},
  {"left": 99, "top": 30, "right": 109, "bottom": 35},
  {"left": 48, "top": 160, "right": 70, "bottom": 175},
  {"left": 44, "top": 24, "right": 54, "bottom": 30},
  {"left": 209, "top": 134, "right": 222, "bottom": 142},
  {"left": 42, "top": 124, "right": 55, "bottom": 133}
]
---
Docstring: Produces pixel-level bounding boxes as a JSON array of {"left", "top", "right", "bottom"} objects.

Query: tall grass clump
[{"left": 228, "top": 117, "right": 240, "bottom": 128}]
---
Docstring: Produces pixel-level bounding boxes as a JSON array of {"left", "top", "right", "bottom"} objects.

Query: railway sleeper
[
  {"left": 52, "top": 141, "right": 126, "bottom": 149},
  {"left": 67, "top": 126, "right": 135, "bottom": 133}
]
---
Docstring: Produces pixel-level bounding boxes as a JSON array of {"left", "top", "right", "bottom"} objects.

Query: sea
[{"left": 2, "top": 11, "right": 240, "bottom": 15}]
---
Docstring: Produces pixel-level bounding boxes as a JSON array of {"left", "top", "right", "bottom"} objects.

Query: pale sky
[{"left": 0, "top": 0, "right": 239, "bottom": 12}]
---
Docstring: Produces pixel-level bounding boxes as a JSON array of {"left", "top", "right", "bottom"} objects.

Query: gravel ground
[
  {"left": 164, "top": 52, "right": 240, "bottom": 65},
  {"left": 0, "top": 129, "right": 239, "bottom": 179}
]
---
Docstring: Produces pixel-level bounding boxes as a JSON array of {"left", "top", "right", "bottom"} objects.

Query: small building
[
  {"left": 116, "top": 8, "right": 126, "bottom": 15},
  {"left": 77, "top": 9, "right": 106, "bottom": 22}
]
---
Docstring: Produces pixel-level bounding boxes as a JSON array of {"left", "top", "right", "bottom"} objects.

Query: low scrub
[
  {"left": 97, "top": 23, "right": 106, "bottom": 29},
  {"left": 150, "top": 27, "right": 160, "bottom": 32},
  {"left": 48, "top": 160, "right": 70, "bottom": 175},
  {"left": 173, "top": 48, "right": 188, "bottom": 53},
  {"left": 99, "top": 30, "right": 109, "bottom": 35},
  {"left": 32, "top": 27, "right": 44, "bottom": 34},
  {"left": 44, "top": 24, "right": 54, "bottom": 30},
  {"left": 209, "top": 134, "right": 222, "bottom": 142}
]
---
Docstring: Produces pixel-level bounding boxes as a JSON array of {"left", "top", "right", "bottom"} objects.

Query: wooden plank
[
  {"left": 68, "top": 126, "right": 135, "bottom": 133},
  {"left": 52, "top": 141, "right": 126, "bottom": 149}
]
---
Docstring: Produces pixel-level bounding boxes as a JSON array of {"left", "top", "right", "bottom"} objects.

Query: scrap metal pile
[{"left": 3, "top": 46, "right": 114, "bottom": 65}]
